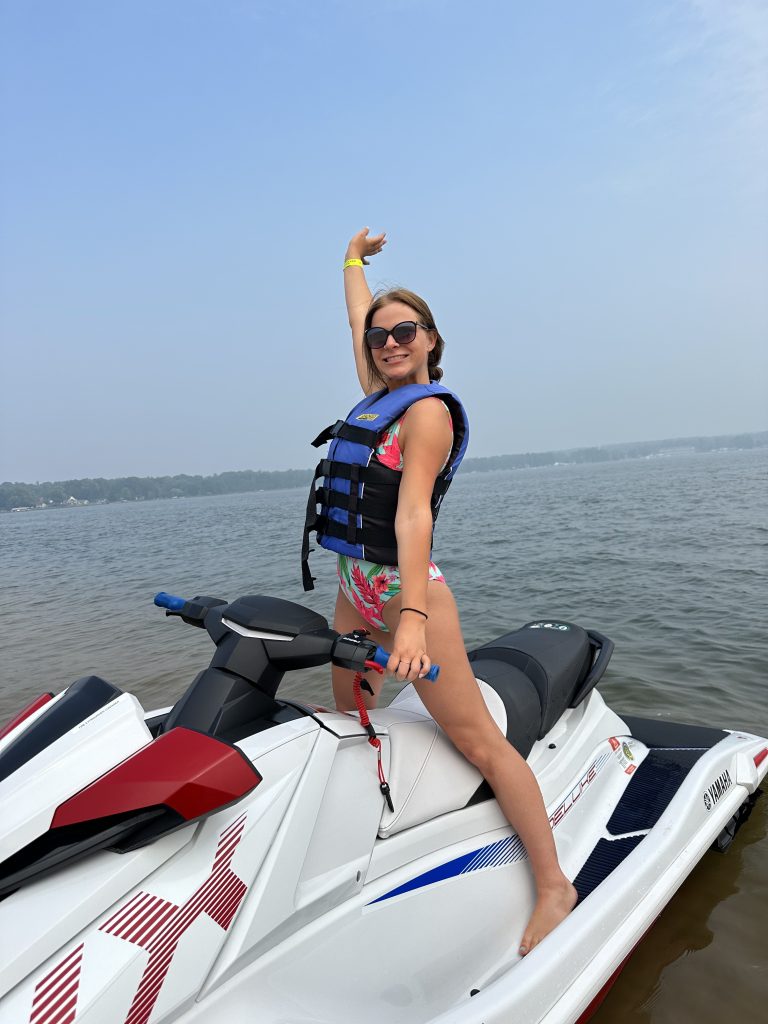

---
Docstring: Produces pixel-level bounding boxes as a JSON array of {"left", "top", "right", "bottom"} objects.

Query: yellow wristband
[{"left": 343, "top": 258, "right": 364, "bottom": 270}]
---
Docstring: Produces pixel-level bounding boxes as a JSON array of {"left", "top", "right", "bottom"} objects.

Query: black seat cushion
[
  {"left": 469, "top": 658, "right": 542, "bottom": 758},
  {"left": 468, "top": 621, "right": 592, "bottom": 739}
]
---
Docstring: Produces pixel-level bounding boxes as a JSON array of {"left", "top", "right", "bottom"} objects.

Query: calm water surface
[{"left": 2, "top": 449, "right": 766, "bottom": 1021}]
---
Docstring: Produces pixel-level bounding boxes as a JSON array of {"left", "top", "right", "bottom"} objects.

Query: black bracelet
[{"left": 400, "top": 607, "right": 428, "bottom": 620}]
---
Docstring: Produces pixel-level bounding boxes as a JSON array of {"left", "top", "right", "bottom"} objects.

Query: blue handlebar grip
[
  {"left": 373, "top": 646, "right": 440, "bottom": 682},
  {"left": 154, "top": 592, "right": 187, "bottom": 611}
]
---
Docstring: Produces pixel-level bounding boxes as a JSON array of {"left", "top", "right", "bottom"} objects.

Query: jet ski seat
[
  {"left": 377, "top": 680, "right": 508, "bottom": 838},
  {"left": 377, "top": 622, "right": 611, "bottom": 839},
  {"left": 467, "top": 620, "right": 602, "bottom": 756}
]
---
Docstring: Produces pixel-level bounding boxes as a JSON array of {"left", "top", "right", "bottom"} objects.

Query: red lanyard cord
[{"left": 352, "top": 662, "right": 394, "bottom": 812}]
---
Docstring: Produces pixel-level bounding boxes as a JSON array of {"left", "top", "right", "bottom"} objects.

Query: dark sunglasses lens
[
  {"left": 392, "top": 322, "right": 417, "bottom": 345},
  {"left": 365, "top": 328, "right": 388, "bottom": 349}
]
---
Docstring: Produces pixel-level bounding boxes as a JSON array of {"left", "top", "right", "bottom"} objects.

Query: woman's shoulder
[
  {"left": 400, "top": 397, "right": 453, "bottom": 452},
  {"left": 406, "top": 395, "right": 453, "bottom": 425},
  {"left": 411, "top": 393, "right": 451, "bottom": 412}
]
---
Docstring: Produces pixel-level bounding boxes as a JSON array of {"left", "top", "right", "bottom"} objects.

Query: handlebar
[
  {"left": 154, "top": 592, "right": 440, "bottom": 681},
  {"left": 371, "top": 645, "right": 440, "bottom": 682}
]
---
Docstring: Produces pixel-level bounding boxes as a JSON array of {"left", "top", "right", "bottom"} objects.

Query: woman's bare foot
[{"left": 519, "top": 879, "right": 578, "bottom": 956}]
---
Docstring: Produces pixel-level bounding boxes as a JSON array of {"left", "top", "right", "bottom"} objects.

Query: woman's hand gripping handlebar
[
  {"left": 331, "top": 629, "right": 440, "bottom": 681},
  {"left": 370, "top": 645, "right": 439, "bottom": 681}
]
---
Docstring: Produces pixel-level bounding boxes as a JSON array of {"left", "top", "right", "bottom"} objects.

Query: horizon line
[{"left": 3, "top": 427, "right": 766, "bottom": 487}]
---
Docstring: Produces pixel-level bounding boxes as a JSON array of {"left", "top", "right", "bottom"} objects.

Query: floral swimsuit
[{"left": 337, "top": 406, "right": 448, "bottom": 632}]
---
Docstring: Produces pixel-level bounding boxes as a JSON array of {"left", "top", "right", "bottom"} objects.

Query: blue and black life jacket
[{"left": 301, "top": 383, "right": 469, "bottom": 590}]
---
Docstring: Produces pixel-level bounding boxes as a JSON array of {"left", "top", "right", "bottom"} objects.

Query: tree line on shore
[
  {"left": 1, "top": 469, "right": 310, "bottom": 512},
  {"left": 2, "top": 431, "right": 765, "bottom": 512}
]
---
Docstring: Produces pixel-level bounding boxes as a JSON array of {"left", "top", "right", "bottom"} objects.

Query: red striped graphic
[
  {"left": 29, "top": 943, "right": 83, "bottom": 1024},
  {"left": 99, "top": 813, "right": 248, "bottom": 1024}
]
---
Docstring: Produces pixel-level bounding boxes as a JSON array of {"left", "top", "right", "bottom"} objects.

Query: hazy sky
[{"left": 1, "top": 0, "right": 766, "bottom": 482}]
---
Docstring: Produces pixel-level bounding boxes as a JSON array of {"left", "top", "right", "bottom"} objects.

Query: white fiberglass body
[{"left": 0, "top": 593, "right": 764, "bottom": 1024}]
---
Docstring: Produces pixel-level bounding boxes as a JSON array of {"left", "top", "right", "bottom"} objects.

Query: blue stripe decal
[
  {"left": 368, "top": 835, "right": 526, "bottom": 906},
  {"left": 462, "top": 834, "right": 525, "bottom": 873},
  {"left": 368, "top": 749, "right": 615, "bottom": 907}
]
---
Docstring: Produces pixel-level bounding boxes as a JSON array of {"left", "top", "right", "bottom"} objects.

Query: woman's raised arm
[{"left": 343, "top": 227, "right": 386, "bottom": 393}]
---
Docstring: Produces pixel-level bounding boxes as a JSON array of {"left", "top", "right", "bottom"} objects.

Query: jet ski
[{"left": 0, "top": 591, "right": 764, "bottom": 1024}]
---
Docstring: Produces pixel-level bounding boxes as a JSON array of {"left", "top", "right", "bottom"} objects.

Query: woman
[{"left": 309, "top": 227, "right": 576, "bottom": 955}]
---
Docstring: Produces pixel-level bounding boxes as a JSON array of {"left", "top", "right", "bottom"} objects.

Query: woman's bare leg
[
  {"left": 331, "top": 587, "right": 392, "bottom": 712},
  {"left": 382, "top": 581, "right": 577, "bottom": 955}
]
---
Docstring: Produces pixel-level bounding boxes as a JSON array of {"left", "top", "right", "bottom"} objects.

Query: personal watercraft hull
[{"left": 0, "top": 602, "right": 764, "bottom": 1024}]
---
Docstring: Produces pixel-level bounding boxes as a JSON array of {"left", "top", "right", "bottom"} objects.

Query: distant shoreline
[{"left": 2, "top": 430, "right": 765, "bottom": 513}]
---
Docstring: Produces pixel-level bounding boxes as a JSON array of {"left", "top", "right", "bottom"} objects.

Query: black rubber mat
[
  {"left": 573, "top": 728, "right": 724, "bottom": 901},
  {"left": 621, "top": 715, "right": 726, "bottom": 750},
  {"left": 573, "top": 835, "right": 645, "bottom": 901},
  {"left": 607, "top": 747, "right": 705, "bottom": 836}
]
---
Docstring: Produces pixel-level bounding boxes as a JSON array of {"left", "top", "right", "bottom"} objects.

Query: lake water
[{"left": 1, "top": 449, "right": 766, "bottom": 1021}]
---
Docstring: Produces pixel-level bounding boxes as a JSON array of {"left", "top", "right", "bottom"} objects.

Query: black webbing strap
[
  {"left": 316, "top": 487, "right": 358, "bottom": 512},
  {"left": 318, "top": 518, "right": 398, "bottom": 566},
  {"left": 320, "top": 519, "right": 354, "bottom": 544},
  {"left": 335, "top": 422, "right": 378, "bottom": 446},
  {"left": 311, "top": 420, "right": 377, "bottom": 449},
  {"left": 346, "top": 465, "right": 360, "bottom": 543},
  {"left": 317, "top": 485, "right": 397, "bottom": 522},
  {"left": 318, "top": 459, "right": 358, "bottom": 480},
  {"left": 301, "top": 459, "right": 326, "bottom": 590},
  {"left": 311, "top": 421, "right": 344, "bottom": 448}
]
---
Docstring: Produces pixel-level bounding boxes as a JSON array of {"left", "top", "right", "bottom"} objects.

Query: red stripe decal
[
  {"left": 101, "top": 891, "right": 149, "bottom": 934},
  {"left": 35, "top": 978, "right": 80, "bottom": 1024},
  {"left": 131, "top": 901, "right": 177, "bottom": 946},
  {"left": 220, "top": 812, "right": 247, "bottom": 840},
  {"left": 96, "top": 814, "right": 250, "bottom": 1024},
  {"left": 31, "top": 965, "right": 81, "bottom": 1020},
  {"left": 29, "top": 815, "right": 250, "bottom": 1024},
  {"left": 29, "top": 945, "right": 83, "bottom": 1024},
  {"left": 32, "top": 944, "right": 82, "bottom": 998}
]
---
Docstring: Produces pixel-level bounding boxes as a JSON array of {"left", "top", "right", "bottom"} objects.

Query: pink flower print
[
  {"left": 351, "top": 587, "right": 374, "bottom": 623},
  {"left": 376, "top": 427, "right": 403, "bottom": 470},
  {"left": 351, "top": 563, "right": 385, "bottom": 616},
  {"left": 351, "top": 563, "right": 374, "bottom": 601},
  {"left": 372, "top": 574, "right": 391, "bottom": 595}
]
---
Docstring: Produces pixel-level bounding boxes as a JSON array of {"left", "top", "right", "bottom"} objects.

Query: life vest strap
[
  {"left": 346, "top": 465, "right": 360, "bottom": 544},
  {"left": 319, "top": 517, "right": 398, "bottom": 566},
  {"left": 311, "top": 421, "right": 343, "bottom": 448},
  {"left": 312, "top": 420, "right": 377, "bottom": 449},
  {"left": 317, "top": 485, "right": 399, "bottom": 522},
  {"left": 301, "top": 459, "right": 327, "bottom": 590},
  {"left": 318, "top": 459, "right": 361, "bottom": 480},
  {"left": 316, "top": 488, "right": 364, "bottom": 512}
]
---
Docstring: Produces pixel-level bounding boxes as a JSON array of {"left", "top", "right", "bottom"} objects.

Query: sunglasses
[{"left": 364, "top": 320, "right": 432, "bottom": 350}]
